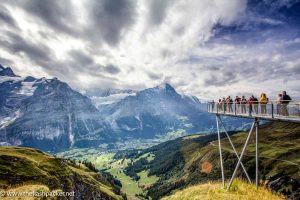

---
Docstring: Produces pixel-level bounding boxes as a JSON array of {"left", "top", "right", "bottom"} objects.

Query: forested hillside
[{"left": 118, "top": 121, "right": 300, "bottom": 199}]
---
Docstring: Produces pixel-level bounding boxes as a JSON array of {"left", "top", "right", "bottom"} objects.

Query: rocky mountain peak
[
  {"left": 156, "top": 83, "right": 174, "bottom": 90},
  {"left": 0, "top": 66, "right": 17, "bottom": 77}
]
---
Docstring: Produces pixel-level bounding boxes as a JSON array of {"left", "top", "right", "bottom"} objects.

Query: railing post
[
  {"left": 255, "top": 119, "right": 259, "bottom": 189},
  {"left": 235, "top": 103, "right": 237, "bottom": 115},
  {"left": 271, "top": 103, "right": 274, "bottom": 118},
  {"left": 249, "top": 104, "right": 251, "bottom": 116}
]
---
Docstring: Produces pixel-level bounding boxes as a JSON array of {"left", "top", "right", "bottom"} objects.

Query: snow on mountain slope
[
  {"left": 17, "top": 81, "right": 37, "bottom": 96},
  {"left": 0, "top": 66, "right": 113, "bottom": 151},
  {"left": 85, "top": 88, "right": 137, "bottom": 109},
  {"left": 0, "top": 76, "right": 22, "bottom": 83},
  {"left": 91, "top": 92, "right": 136, "bottom": 109}
]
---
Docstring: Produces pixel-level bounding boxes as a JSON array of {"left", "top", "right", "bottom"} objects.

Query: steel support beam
[
  {"left": 216, "top": 115, "right": 225, "bottom": 188},
  {"left": 255, "top": 120, "right": 259, "bottom": 189}
]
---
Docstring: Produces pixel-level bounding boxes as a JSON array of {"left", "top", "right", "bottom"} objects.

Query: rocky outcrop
[{"left": 268, "top": 176, "right": 300, "bottom": 200}]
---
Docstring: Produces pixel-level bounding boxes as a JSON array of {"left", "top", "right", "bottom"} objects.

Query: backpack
[
  {"left": 283, "top": 95, "right": 291, "bottom": 103},
  {"left": 253, "top": 97, "right": 258, "bottom": 104},
  {"left": 284, "top": 95, "right": 291, "bottom": 101}
]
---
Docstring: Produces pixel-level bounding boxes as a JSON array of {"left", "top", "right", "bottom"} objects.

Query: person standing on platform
[
  {"left": 252, "top": 95, "right": 259, "bottom": 114},
  {"left": 259, "top": 93, "right": 269, "bottom": 115},
  {"left": 218, "top": 99, "right": 222, "bottom": 112},
  {"left": 241, "top": 96, "right": 247, "bottom": 113},
  {"left": 227, "top": 96, "right": 233, "bottom": 113},
  {"left": 281, "top": 91, "right": 292, "bottom": 116},
  {"left": 221, "top": 97, "right": 226, "bottom": 112},
  {"left": 235, "top": 96, "right": 241, "bottom": 113},
  {"left": 248, "top": 95, "right": 254, "bottom": 115},
  {"left": 277, "top": 94, "right": 282, "bottom": 115}
]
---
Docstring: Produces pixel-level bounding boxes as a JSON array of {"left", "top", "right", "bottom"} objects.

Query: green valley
[
  {"left": 110, "top": 121, "right": 300, "bottom": 199},
  {"left": 1, "top": 121, "right": 299, "bottom": 200},
  {"left": 57, "top": 148, "right": 159, "bottom": 199},
  {"left": 51, "top": 121, "right": 300, "bottom": 199}
]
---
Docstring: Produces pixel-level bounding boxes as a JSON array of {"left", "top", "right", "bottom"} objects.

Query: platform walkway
[{"left": 207, "top": 101, "right": 300, "bottom": 123}]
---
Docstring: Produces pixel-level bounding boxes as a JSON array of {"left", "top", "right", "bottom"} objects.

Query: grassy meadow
[{"left": 162, "top": 179, "right": 284, "bottom": 200}]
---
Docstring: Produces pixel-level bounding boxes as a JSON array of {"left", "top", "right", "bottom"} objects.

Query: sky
[{"left": 0, "top": 0, "right": 299, "bottom": 101}]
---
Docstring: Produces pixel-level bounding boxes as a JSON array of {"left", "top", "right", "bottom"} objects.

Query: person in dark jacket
[
  {"left": 281, "top": 91, "right": 292, "bottom": 116},
  {"left": 226, "top": 96, "right": 233, "bottom": 113},
  {"left": 252, "top": 95, "right": 259, "bottom": 114},
  {"left": 235, "top": 96, "right": 241, "bottom": 113}
]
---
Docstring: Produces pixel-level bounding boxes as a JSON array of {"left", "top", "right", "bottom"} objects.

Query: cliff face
[
  {"left": 0, "top": 147, "right": 125, "bottom": 200},
  {"left": 0, "top": 74, "right": 112, "bottom": 152}
]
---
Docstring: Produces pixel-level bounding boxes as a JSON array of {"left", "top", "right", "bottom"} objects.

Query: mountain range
[
  {"left": 98, "top": 83, "right": 213, "bottom": 138},
  {"left": 0, "top": 64, "right": 246, "bottom": 152}
]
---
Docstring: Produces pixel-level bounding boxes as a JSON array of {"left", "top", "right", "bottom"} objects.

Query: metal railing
[{"left": 207, "top": 101, "right": 300, "bottom": 119}]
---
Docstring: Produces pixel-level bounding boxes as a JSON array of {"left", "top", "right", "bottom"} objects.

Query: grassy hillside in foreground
[
  {"left": 0, "top": 147, "right": 125, "bottom": 200},
  {"left": 162, "top": 179, "right": 284, "bottom": 200},
  {"left": 120, "top": 121, "right": 300, "bottom": 199}
]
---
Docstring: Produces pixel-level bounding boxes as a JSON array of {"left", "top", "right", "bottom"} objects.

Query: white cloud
[{"left": 0, "top": 0, "right": 299, "bottom": 101}]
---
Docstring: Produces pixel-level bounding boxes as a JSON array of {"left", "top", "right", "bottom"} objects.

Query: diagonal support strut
[
  {"left": 227, "top": 120, "right": 257, "bottom": 189},
  {"left": 217, "top": 115, "right": 252, "bottom": 183}
]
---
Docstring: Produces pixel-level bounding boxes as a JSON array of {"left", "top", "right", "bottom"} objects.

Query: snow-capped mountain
[
  {"left": 0, "top": 66, "right": 112, "bottom": 151},
  {"left": 0, "top": 65, "right": 22, "bottom": 84},
  {"left": 98, "top": 83, "right": 215, "bottom": 138}
]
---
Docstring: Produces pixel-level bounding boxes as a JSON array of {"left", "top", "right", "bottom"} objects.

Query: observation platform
[
  {"left": 207, "top": 102, "right": 300, "bottom": 123},
  {"left": 209, "top": 101, "right": 300, "bottom": 190}
]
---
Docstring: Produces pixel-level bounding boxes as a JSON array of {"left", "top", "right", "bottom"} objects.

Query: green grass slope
[
  {"left": 120, "top": 121, "right": 300, "bottom": 199},
  {"left": 162, "top": 179, "right": 284, "bottom": 200},
  {"left": 0, "top": 147, "right": 125, "bottom": 200}
]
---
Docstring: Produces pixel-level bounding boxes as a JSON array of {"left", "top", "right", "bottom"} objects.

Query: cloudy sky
[{"left": 0, "top": 0, "right": 299, "bottom": 100}]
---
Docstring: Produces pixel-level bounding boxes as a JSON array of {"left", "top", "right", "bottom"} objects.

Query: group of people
[{"left": 214, "top": 91, "right": 292, "bottom": 116}]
